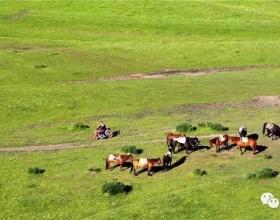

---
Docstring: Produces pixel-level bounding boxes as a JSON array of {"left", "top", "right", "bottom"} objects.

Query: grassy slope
[{"left": 0, "top": 1, "right": 280, "bottom": 219}]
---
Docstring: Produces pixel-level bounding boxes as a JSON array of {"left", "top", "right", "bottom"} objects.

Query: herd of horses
[{"left": 105, "top": 122, "right": 280, "bottom": 176}]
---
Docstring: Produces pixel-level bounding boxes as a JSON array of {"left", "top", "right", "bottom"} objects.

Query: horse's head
[{"left": 193, "top": 137, "right": 200, "bottom": 145}]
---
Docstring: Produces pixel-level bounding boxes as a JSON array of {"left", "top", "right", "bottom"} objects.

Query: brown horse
[
  {"left": 209, "top": 134, "right": 229, "bottom": 152},
  {"left": 237, "top": 139, "right": 257, "bottom": 155},
  {"left": 130, "top": 158, "right": 162, "bottom": 176},
  {"left": 105, "top": 154, "right": 133, "bottom": 171},
  {"left": 166, "top": 131, "right": 186, "bottom": 153},
  {"left": 228, "top": 136, "right": 240, "bottom": 145}
]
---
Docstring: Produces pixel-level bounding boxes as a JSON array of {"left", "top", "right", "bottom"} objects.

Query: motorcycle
[{"left": 93, "top": 128, "right": 113, "bottom": 141}]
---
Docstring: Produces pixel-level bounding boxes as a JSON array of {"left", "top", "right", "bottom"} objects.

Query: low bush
[
  {"left": 102, "top": 181, "right": 132, "bottom": 195},
  {"left": 194, "top": 168, "right": 207, "bottom": 176},
  {"left": 206, "top": 122, "right": 229, "bottom": 131},
  {"left": 121, "top": 145, "right": 143, "bottom": 154},
  {"left": 68, "top": 123, "right": 90, "bottom": 131},
  {"left": 198, "top": 122, "right": 229, "bottom": 131},
  {"left": 247, "top": 168, "right": 279, "bottom": 179},
  {"left": 28, "top": 167, "right": 45, "bottom": 175},
  {"left": 176, "top": 123, "right": 197, "bottom": 132}
]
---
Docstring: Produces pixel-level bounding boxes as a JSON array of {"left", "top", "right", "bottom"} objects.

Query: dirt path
[
  {"left": 0, "top": 134, "right": 234, "bottom": 154},
  {"left": 72, "top": 64, "right": 279, "bottom": 83}
]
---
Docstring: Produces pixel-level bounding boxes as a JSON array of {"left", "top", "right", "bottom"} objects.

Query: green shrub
[
  {"left": 121, "top": 145, "right": 143, "bottom": 154},
  {"left": 206, "top": 122, "right": 229, "bottom": 131},
  {"left": 176, "top": 123, "right": 197, "bottom": 132},
  {"left": 68, "top": 123, "right": 90, "bottom": 131},
  {"left": 28, "top": 167, "right": 45, "bottom": 175},
  {"left": 194, "top": 169, "right": 207, "bottom": 176},
  {"left": 197, "top": 122, "right": 229, "bottom": 131},
  {"left": 247, "top": 168, "right": 278, "bottom": 179},
  {"left": 102, "top": 181, "right": 132, "bottom": 195}
]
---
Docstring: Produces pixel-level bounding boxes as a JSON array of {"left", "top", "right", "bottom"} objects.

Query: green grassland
[{"left": 1, "top": 1, "right": 280, "bottom": 219}]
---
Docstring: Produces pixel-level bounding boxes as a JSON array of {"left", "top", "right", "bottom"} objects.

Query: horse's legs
[{"left": 147, "top": 164, "right": 152, "bottom": 176}]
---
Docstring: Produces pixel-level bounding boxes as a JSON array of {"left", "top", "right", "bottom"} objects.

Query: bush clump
[
  {"left": 102, "top": 181, "right": 132, "bottom": 195},
  {"left": 28, "top": 167, "right": 46, "bottom": 175},
  {"left": 194, "top": 168, "right": 207, "bottom": 176},
  {"left": 121, "top": 145, "right": 143, "bottom": 154},
  {"left": 68, "top": 123, "right": 90, "bottom": 131},
  {"left": 247, "top": 168, "right": 279, "bottom": 179},
  {"left": 198, "top": 122, "right": 229, "bottom": 131},
  {"left": 176, "top": 123, "right": 197, "bottom": 132}
]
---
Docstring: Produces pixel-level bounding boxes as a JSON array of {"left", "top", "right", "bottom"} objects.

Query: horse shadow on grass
[
  {"left": 109, "top": 162, "right": 132, "bottom": 171},
  {"left": 112, "top": 130, "right": 120, "bottom": 138},
  {"left": 176, "top": 145, "right": 210, "bottom": 154}
]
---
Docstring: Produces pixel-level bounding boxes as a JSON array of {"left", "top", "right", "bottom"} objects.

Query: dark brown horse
[
  {"left": 162, "top": 151, "right": 172, "bottom": 171},
  {"left": 130, "top": 158, "right": 162, "bottom": 176},
  {"left": 105, "top": 154, "right": 133, "bottom": 171},
  {"left": 209, "top": 134, "right": 229, "bottom": 152}
]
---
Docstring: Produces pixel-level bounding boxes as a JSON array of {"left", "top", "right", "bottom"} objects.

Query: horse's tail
[
  {"left": 263, "top": 122, "right": 267, "bottom": 135},
  {"left": 105, "top": 158, "right": 109, "bottom": 170}
]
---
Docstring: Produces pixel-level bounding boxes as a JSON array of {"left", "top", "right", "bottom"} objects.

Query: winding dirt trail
[{"left": 0, "top": 134, "right": 234, "bottom": 154}]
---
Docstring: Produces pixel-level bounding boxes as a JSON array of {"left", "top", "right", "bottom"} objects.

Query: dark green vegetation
[
  {"left": 247, "top": 168, "right": 279, "bottom": 180},
  {"left": 194, "top": 168, "right": 207, "bottom": 176},
  {"left": 198, "top": 122, "right": 229, "bottom": 131},
  {"left": 102, "top": 181, "right": 132, "bottom": 195},
  {"left": 121, "top": 145, "right": 143, "bottom": 154},
  {"left": 1, "top": 1, "right": 280, "bottom": 219},
  {"left": 28, "top": 167, "right": 45, "bottom": 175},
  {"left": 176, "top": 122, "right": 197, "bottom": 132}
]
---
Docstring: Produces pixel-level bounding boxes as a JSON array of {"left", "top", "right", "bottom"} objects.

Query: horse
[
  {"left": 130, "top": 158, "right": 162, "bottom": 176},
  {"left": 263, "top": 122, "right": 280, "bottom": 140},
  {"left": 162, "top": 151, "right": 172, "bottom": 171},
  {"left": 236, "top": 138, "right": 257, "bottom": 155},
  {"left": 105, "top": 154, "right": 133, "bottom": 171},
  {"left": 228, "top": 136, "right": 240, "bottom": 145},
  {"left": 166, "top": 131, "right": 186, "bottom": 152},
  {"left": 209, "top": 134, "right": 229, "bottom": 152}
]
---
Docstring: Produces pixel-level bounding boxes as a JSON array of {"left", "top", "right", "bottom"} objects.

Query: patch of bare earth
[{"left": 252, "top": 96, "right": 280, "bottom": 107}]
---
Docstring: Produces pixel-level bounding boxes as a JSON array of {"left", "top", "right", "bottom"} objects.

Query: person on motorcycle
[{"left": 97, "top": 121, "right": 107, "bottom": 138}]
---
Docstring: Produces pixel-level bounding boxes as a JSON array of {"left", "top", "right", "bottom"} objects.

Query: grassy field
[{"left": 1, "top": 1, "right": 280, "bottom": 219}]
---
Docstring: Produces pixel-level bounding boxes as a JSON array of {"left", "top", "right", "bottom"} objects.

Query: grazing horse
[
  {"left": 166, "top": 131, "right": 186, "bottom": 152},
  {"left": 236, "top": 138, "right": 257, "bottom": 155},
  {"left": 228, "top": 136, "right": 240, "bottom": 145},
  {"left": 130, "top": 158, "right": 162, "bottom": 176},
  {"left": 105, "top": 154, "right": 133, "bottom": 171},
  {"left": 162, "top": 151, "right": 172, "bottom": 171},
  {"left": 209, "top": 134, "right": 229, "bottom": 152},
  {"left": 263, "top": 122, "right": 280, "bottom": 140}
]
